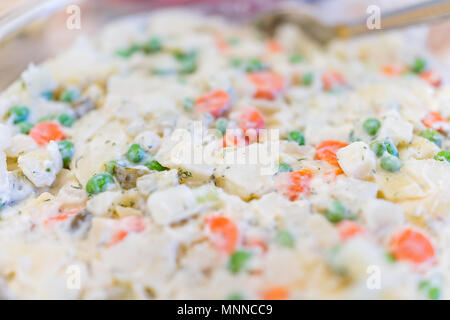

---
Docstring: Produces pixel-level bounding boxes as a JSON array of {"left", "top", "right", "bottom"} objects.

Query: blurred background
[{"left": 0, "top": 0, "right": 449, "bottom": 89}]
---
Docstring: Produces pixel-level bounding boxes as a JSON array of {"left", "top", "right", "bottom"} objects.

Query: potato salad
[{"left": 0, "top": 10, "right": 449, "bottom": 299}]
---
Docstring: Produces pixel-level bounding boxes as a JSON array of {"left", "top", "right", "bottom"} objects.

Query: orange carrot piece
[
  {"left": 43, "top": 209, "right": 80, "bottom": 226},
  {"left": 248, "top": 71, "right": 284, "bottom": 100},
  {"left": 276, "top": 169, "right": 313, "bottom": 201},
  {"left": 322, "top": 71, "right": 346, "bottom": 91},
  {"left": 245, "top": 237, "right": 268, "bottom": 253},
  {"left": 389, "top": 228, "right": 435, "bottom": 265},
  {"left": 262, "top": 286, "right": 289, "bottom": 300},
  {"left": 206, "top": 215, "right": 239, "bottom": 254},
  {"left": 214, "top": 35, "right": 228, "bottom": 52},
  {"left": 108, "top": 216, "right": 146, "bottom": 247},
  {"left": 421, "top": 111, "right": 447, "bottom": 132},
  {"left": 196, "top": 90, "right": 231, "bottom": 118},
  {"left": 223, "top": 130, "right": 246, "bottom": 148},
  {"left": 420, "top": 70, "right": 442, "bottom": 88},
  {"left": 267, "top": 39, "right": 283, "bottom": 53},
  {"left": 238, "top": 107, "right": 265, "bottom": 145},
  {"left": 337, "top": 221, "right": 364, "bottom": 241},
  {"left": 238, "top": 107, "right": 266, "bottom": 134},
  {"left": 29, "top": 121, "right": 65, "bottom": 146},
  {"left": 315, "top": 140, "right": 349, "bottom": 173},
  {"left": 381, "top": 65, "right": 402, "bottom": 76}
]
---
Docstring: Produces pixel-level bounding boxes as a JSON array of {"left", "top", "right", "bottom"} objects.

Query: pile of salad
[{"left": 0, "top": 10, "right": 449, "bottom": 299}]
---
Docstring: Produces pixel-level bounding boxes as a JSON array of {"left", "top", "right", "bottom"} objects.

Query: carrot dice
[
  {"left": 108, "top": 216, "right": 146, "bottom": 247},
  {"left": 322, "top": 71, "right": 346, "bottom": 91},
  {"left": 420, "top": 70, "right": 442, "bottom": 88},
  {"left": 266, "top": 39, "right": 283, "bottom": 53},
  {"left": 43, "top": 209, "right": 80, "bottom": 226},
  {"left": 389, "top": 228, "right": 435, "bottom": 265},
  {"left": 337, "top": 221, "right": 364, "bottom": 241},
  {"left": 262, "top": 286, "right": 289, "bottom": 300},
  {"left": 206, "top": 215, "right": 239, "bottom": 254},
  {"left": 421, "top": 111, "right": 447, "bottom": 132},
  {"left": 276, "top": 169, "right": 313, "bottom": 201},
  {"left": 29, "top": 121, "right": 65, "bottom": 146},
  {"left": 315, "top": 140, "right": 348, "bottom": 174},
  {"left": 223, "top": 129, "right": 246, "bottom": 148},
  {"left": 381, "top": 65, "right": 403, "bottom": 76},
  {"left": 238, "top": 107, "right": 265, "bottom": 133},
  {"left": 248, "top": 71, "right": 284, "bottom": 100},
  {"left": 196, "top": 90, "right": 231, "bottom": 118}
]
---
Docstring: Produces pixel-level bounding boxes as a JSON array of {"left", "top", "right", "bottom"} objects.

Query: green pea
[
  {"left": 215, "top": 118, "right": 228, "bottom": 135},
  {"left": 380, "top": 154, "right": 403, "bottom": 172},
  {"left": 58, "top": 140, "right": 74, "bottom": 168},
  {"left": 326, "top": 244, "right": 347, "bottom": 276},
  {"left": 182, "top": 97, "right": 195, "bottom": 112},
  {"left": 142, "top": 37, "right": 162, "bottom": 54},
  {"left": 116, "top": 44, "right": 141, "bottom": 58},
  {"left": 286, "top": 130, "right": 305, "bottom": 146},
  {"left": 227, "top": 292, "right": 245, "bottom": 300},
  {"left": 175, "top": 51, "right": 197, "bottom": 74},
  {"left": 245, "top": 58, "right": 266, "bottom": 72},
  {"left": 363, "top": 118, "right": 381, "bottom": 136},
  {"left": 41, "top": 90, "right": 54, "bottom": 100},
  {"left": 278, "top": 162, "right": 293, "bottom": 173},
  {"left": 60, "top": 89, "right": 80, "bottom": 103},
  {"left": 419, "top": 280, "right": 440, "bottom": 300},
  {"left": 370, "top": 141, "right": 386, "bottom": 157},
  {"left": 152, "top": 69, "right": 175, "bottom": 76},
  {"left": 384, "top": 140, "right": 399, "bottom": 157},
  {"left": 420, "top": 129, "right": 442, "bottom": 147},
  {"left": 434, "top": 150, "right": 450, "bottom": 162},
  {"left": 58, "top": 113, "right": 75, "bottom": 127},
  {"left": 228, "top": 250, "right": 251, "bottom": 274},
  {"left": 301, "top": 72, "right": 314, "bottom": 86},
  {"left": 145, "top": 160, "right": 169, "bottom": 172},
  {"left": 289, "top": 53, "right": 304, "bottom": 63},
  {"left": 8, "top": 105, "right": 29, "bottom": 124},
  {"left": 385, "top": 252, "right": 396, "bottom": 263},
  {"left": 230, "top": 57, "right": 243, "bottom": 68},
  {"left": 276, "top": 230, "right": 295, "bottom": 248},
  {"left": 126, "top": 144, "right": 147, "bottom": 163},
  {"left": 86, "top": 173, "right": 115, "bottom": 195},
  {"left": 325, "top": 200, "right": 347, "bottom": 224},
  {"left": 105, "top": 160, "right": 118, "bottom": 175},
  {"left": 16, "top": 121, "right": 33, "bottom": 134},
  {"left": 227, "top": 37, "right": 240, "bottom": 45},
  {"left": 411, "top": 57, "right": 427, "bottom": 74}
]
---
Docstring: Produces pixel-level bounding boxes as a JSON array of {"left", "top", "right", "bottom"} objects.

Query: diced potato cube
[
  {"left": 337, "top": 142, "right": 376, "bottom": 180},
  {"left": 214, "top": 144, "right": 276, "bottom": 201},
  {"left": 5, "top": 134, "right": 38, "bottom": 158},
  {"left": 18, "top": 141, "right": 62, "bottom": 187},
  {"left": 377, "top": 110, "right": 413, "bottom": 145},
  {"left": 133, "top": 131, "right": 161, "bottom": 154},
  {"left": 147, "top": 185, "right": 200, "bottom": 225},
  {"left": 136, "top": 169, "right": 179, "bottom": 196},
  {"left": 399, "top": 135, "right": 440, "bottom": 161},
  {"left": 361, "top": 199, "right": 404, "bottom": 239},
  {"left": 73, "top": 121, "right": 129, "bottom": 186},
  {"left": 86, "top": 191, "right": 122, "bottom": 216}
]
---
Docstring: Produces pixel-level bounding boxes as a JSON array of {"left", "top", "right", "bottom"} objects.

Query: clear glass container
[{"left": 0, "top": 0, "right": 449, "bottom": 89}]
